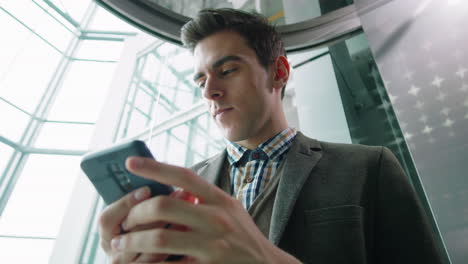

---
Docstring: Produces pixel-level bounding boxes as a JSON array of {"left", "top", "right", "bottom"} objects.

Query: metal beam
[{"left": 131, "top": 101, "right": 207, "bottom": 140}]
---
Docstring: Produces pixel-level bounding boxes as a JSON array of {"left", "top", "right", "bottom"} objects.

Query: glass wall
[
  {"left": 0, "top": 1, "right": 135, "bottom": 263},
  {"left": 78, "top": 39, "right": 224, "bottom": 263}
]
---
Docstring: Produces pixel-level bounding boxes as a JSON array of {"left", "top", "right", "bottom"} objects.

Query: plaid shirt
[{"left": 226, "top": 128, "right": 297, "bottom": 210}]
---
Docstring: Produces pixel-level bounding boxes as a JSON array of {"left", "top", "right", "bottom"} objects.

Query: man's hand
[
  {"left": 98, "top": 185, "right": 147, "bottom": 263},
  {"left": 98, "top": 184, "right": 170, "bottom": 263},
  {"left": 106, "top": 156, "right": 301, "bottom": 264}
]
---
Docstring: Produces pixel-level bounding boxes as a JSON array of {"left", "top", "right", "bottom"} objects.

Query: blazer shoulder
[
  {"left": 320, "top": 140, "right": 383, "bottom": 155},
  {"left": 297, "top": 132, "right": 388, "bottom": 165},
  {"left": 189, "top": 150, "right": 225, "bottom": 173}
]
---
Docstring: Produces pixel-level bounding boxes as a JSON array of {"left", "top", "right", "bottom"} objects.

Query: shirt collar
[{"left": 226, "top": 127, "right": 297, "bottom": 165}]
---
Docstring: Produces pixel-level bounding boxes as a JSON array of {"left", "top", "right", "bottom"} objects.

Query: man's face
[{"left": 193, "top": 31, "right": 279, "bottom": 145}]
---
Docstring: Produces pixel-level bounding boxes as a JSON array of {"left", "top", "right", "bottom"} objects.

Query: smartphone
[{"left": 80, "top": 140, "right": 174, "bottom": 205}]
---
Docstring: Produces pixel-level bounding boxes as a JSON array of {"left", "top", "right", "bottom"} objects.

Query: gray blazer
[{"left": 191, "top": 132, "right": 443, "bottom": 264}]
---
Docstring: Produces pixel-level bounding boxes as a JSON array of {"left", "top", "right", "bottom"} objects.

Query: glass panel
[
  {"left": 0, "top": 101, "right": 30, "bottom": 142},
  {"left": 34, "top": 122, "right": 94, "bottom": 149},
  {"left": 191, "top": 130, "right": 207, "bottom": 155},
  {"left": 152, "top": 98, "right": 172, "bottom": 123},
  {"left": 48, "top": 60, "right": 117, "bottom": 123},
  {"left": 289, "top": 47, "right": 352, "bottom": 143},
  {"left": 88, "top": 5, "right": 137, "bottom": 32},
  {"left": 74, "top": 39, "right": 125, "bottom": 62},
  {"left": 1, "top": 1, "right": 74, "bottom": 51},
  {"left": 174, "top": 85, "right": 194, "bottom": 108},
  {"left": 134, "top": 89, "right": 153, "bottom": 115},
  {"left": 156, "top": 43, "right": 178, "bottom": 57},
  {"left": 158, "top": 67, "right": 178, "bottom": 88},
  {"left": 165, "top": 134, "right": 186, "bottom": 166},
  {"left": 116, "top": 104, "right": 131, "bottom": 140},
  {"left": 147, "top": 132, "right": 168, "bottom": 162},
  {"left": 141, "top": 54, "right": 162, "bottom": 84},
  {"left": 32, "top": 0, "right": 76, "bottom": 32},
  {"left": 168, "top": 51, "right": 194, "bottom": 73},
  {"left": 47, "top": 0, "right": 90, "bottom": 23},
  {"left": 147, "top": 0, "right": 353, "bottom": 25},
  {"left": 171, "top": 124, "right": 189, "bottom": 143},
  {"left": 0, "top": 12, "right": 62, "bottom": 113},
  {"left": 0, "top": 143, "right": 14, "bottom": 174},
  {"left": 0, "top": 237, "right": 54, "bottom": 263},
  {"left": 126, "top": 110, "right": 148, "bottom": 138},
  {"left": 0, "top": 154, "right": 81, "bottom": 238}
]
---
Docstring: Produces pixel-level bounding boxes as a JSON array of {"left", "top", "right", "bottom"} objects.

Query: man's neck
[{"left": 236, "top": 123, "right": 289, "bottom": 150}]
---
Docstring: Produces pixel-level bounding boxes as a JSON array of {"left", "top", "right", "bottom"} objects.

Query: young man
[{"left": 99, "top": 8, "right": 444, "bottom": 263}]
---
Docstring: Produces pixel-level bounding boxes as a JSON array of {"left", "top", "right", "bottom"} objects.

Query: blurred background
[{"left": 0, "top": 0, "right": 466, "bottom": 263}]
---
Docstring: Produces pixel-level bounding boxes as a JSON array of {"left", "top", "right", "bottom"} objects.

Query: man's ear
[{"left": 272, "top": 55, "right": 290, "bottom": 91}]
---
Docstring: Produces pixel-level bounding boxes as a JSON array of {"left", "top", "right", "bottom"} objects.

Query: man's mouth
[{"left": 214, "top": 107, "right": 233, "bottom": 118}]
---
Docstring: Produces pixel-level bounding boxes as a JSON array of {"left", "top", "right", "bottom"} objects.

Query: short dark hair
[{"left": 181, "top": 8, "right": 287, "bottom": 98}]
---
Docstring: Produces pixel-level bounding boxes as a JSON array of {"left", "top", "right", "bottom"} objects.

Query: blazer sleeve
[{"left": 375, "top": 147, "right": 444, "bottom": 264}]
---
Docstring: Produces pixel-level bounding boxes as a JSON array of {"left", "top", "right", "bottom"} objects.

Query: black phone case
[{"left": 80, "top": 140, "right": 173, "bottom": 204}]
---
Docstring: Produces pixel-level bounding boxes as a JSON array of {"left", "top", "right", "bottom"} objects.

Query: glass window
[
  {"left": 47, "top": 60, "right": 117, "bottom": 123},
  {"left": 147, "top": 132, "right": 168, "bottom": 162},
  {"left": 0, "top": 101, "right": 30, "bottom": 142},
  {"left": 0, "top": 237, "right": 54, "bottom": 264},
  {"left": 165, "top": 134, "right": 186, "bottom": 166},
  {"left": 0, "top": 154, "right": 81, "bottom": 238},
  {"left": 174, "top": 86, "right": 195, "bottom": 109},
  {"left": 34, "top": 122, "right": 95, "bottom": 150},
  {"left": 116, "top": 104, "right": 132, "bottom": 140},
  {"left": 157, "top": 43, "right": 178, "bottom": 57},
  {"left": 141, "top": 54, "right": 162, "bottom": 84},
  {"left": 168, "top": 51, "right": 194, "bottom": 73},
  {"left": 1, "top": 1, "right": 74, "bottom": 52},
  {"left": 158, "top": 67, "right": 178, "bottom": 89},
  {"left": 0, "top": 143, "right": 14, "bottom": 174},
  {"left": 74, "top": 39, "right": 125, "bottom": 62},
  {"left": 47, "top": 0, "right": 91, "bottom": 23},
  {"left": 0, "top": 13, "right": 62, "bottom": 113},
  {"left": 152, "top": 98, "right": 172, "bottom": 123},
  {"left": 126, "top": 110, "right": 149, "bottom": 138},
  {"left": 171, "top": 124, "right": 189, "bottom": 143},
  {"left": 134, "top": 89, "right": 153, "bottom": 115}
]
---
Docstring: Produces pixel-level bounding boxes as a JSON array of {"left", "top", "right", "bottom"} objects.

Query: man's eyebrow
[
  {"left": 193, "top": 55, "right": 243, "bottom": 82},
  {"left": 212, "top": 55, "right": 242, "bottom": 68}
]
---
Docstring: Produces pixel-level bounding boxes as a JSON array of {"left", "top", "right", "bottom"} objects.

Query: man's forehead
[{"left": 193, "top": 31, "right": 249, "bottom": 66}]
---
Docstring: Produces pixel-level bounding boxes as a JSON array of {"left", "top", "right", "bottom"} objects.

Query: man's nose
[{"left": 203, "top": 77, "right": 223, "bottom": 100}]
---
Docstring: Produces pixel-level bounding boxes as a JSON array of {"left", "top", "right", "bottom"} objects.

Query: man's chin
[{"left": 221, "top": 128, "right": 245, "bottom": 143}]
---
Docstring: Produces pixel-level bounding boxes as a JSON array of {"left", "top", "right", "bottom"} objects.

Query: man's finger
[
  {"left": 123, "top": 196, "right": 232, "bottom": 234},
  {"left": 112, "top": 228, "right": 209, "bottom": 259},
  {"left": 126, "top": 157, "right": 228, "bottom": 204},
  {"left": 99, "top": 186, "right": 151, "bottom": 243}
]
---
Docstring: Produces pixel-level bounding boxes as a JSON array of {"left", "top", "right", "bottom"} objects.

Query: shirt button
[
  {"left": 252, "top": 152, "right": 260, "bottom": 159},
  {"left": 244, "top": 177, "right": 254, "bottom": 183}
]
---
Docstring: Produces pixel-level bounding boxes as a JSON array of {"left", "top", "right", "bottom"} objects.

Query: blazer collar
[
  {"left": 269, "top": 132, "right": 323, "bottom": 245},
  {"left": 193, "top": 150, "right": 227, "bottom": 186}
]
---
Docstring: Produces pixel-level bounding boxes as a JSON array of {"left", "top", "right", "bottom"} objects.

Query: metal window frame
[{"left": 0, "top": 1, "right": 135, "bottom": 248}]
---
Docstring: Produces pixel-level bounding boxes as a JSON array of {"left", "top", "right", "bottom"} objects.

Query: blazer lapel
[
  {"left": 193, "top": 150, "right": 227, "bottom": 186},
  {"left": 269, "top": 132, "right": 323, "bottom": 245}
]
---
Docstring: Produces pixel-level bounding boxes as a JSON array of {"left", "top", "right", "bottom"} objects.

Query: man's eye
[
  {"left": 198, "top": 81, "right": 205, "bottom": 89},
  {"left": 221, "top": 68, "right": 237, "bottom": 76}
]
